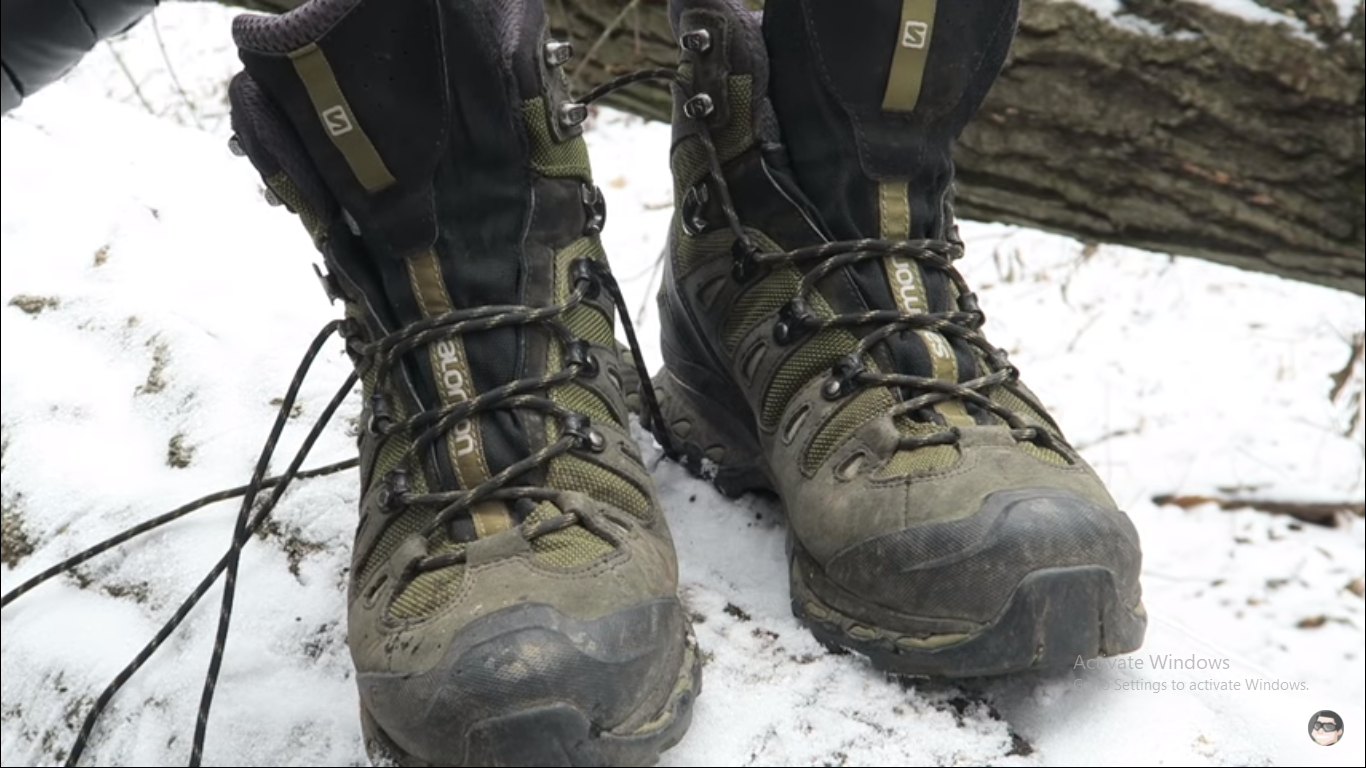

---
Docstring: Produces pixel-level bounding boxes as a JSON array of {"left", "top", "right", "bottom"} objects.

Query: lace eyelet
[
  {"left": 376, "top": 469, "right": 409, "bottom": 514},
  {"left": 683, "top": 93, "right": 715, "bottom": 120},
  {"left": 580, "top": 184, "right": 606, "bottom": 235},
  {"left": 557, "top": 102, "right": 588, "bottom": 130},
  {"left": 680, "top": 181, "right": 711, "bottom": 236},
  {"left": 561, "top": 412, "right": 606, "bottom": 453},
  {"left": 773, "top": 321, "right": 793, "bottom": 345},
  {"left": 680, "top": 29, "right": 711, "bottom": 53},
  {"left": 367, "top": 394, "right": 393, "bottom": 435},
  {"left": 730, "top": 239, "right": 760, "bottom": 283},
  {"left": 822, "top": 378, "right": 851, "bottom": 400},
  {"left": 543, "top": 40, "right": 573, "bottom": 67},
  {"left": 957, "top": 291, "right": 981, "bottom": 315},
  {"left": 823, "top": 355, "right": 865, "bottom": 401},
  {"left": 773, "top": 298, "right": 813, "bottom": 346},
  {"left": 987, "top": 348, "right": 1017, "bottom": 379},
  {"left": 564, "top": 339, "right": 600, "bottom": 378},
  {"left": 337, "top": 317, "right": 363, "bottom": 341},
  {"left": 570, "top": 258, "right": 601, "bottom": 300}
]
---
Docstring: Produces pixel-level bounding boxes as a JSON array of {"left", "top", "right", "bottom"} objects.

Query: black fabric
[
  {"left": 497, "top": 0, "right": 541, "bottom": 100},
  {"left": 763, "top": 0, "right": 1013, "bottom": 397},
  {"left": 232, "top": 0, "right": 361, "bottom": 53},
  {"left": 236, "top": 0, "right": 447, "bottom": 262},
  {"left": 428, "top": 0, "right": 537, "bottom": 474},
  {"left": 227, "top": 72, "right": 421, "bottom": 435},
  {"left": 0, "top": 0, "right": 157, "bottom": 114},
  {"left": 721, "top": 147, "right": 828, "bottom": 250}
]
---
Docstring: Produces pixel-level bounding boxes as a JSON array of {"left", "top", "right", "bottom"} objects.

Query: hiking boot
[
  {"left": 651, "top": 0, "right": 1146, "bottom": 676},
  {"left": 227, "top": 0, "right": 698, "bottom": 763}
]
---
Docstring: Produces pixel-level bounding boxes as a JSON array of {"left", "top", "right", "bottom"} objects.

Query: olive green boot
[
  {"left": 651, "top": 0, "right": 1146, "bottom": 676},
  {"left": 228, "top": 0, "right": 697, "bottom": 763}
]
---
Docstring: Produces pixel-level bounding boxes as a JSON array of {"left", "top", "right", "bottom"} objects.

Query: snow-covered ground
[{"left": 3, "top": 5, "right": 1364, "bottom": 767}]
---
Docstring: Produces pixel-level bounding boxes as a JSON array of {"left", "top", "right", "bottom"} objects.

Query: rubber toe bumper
[
  {"left": 793, "top": 488, "right": 1147, "bottom": 676},
  {"left": 358, "top": 598, "right": 699, "bottom": 767}
]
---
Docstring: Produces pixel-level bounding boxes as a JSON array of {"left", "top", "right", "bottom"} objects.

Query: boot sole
[
  {"left": 360, "top": 627, "right": 701, "bottom": 767},
  {"left": 652, "top": 368, "right": 1147, "bottom": 677}
]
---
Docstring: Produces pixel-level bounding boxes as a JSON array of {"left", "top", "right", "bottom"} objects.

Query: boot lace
[{"left": 349, "top": 254, "right": 665, "bottom": 583}]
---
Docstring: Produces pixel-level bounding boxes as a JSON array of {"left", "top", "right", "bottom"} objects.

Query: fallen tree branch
[{"left": 1153, "top": 493, "right": 1366, "bottom": 526}]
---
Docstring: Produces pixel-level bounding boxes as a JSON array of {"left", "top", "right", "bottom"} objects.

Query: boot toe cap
[
  {"left": 824, "top": 488, "right": 1143, "bottom": 625},
  {"left": 358, "top": 597, "right": 693, "bottom": 765}
]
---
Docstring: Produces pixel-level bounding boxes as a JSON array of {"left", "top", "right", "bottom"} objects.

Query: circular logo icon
[{"left": 1309, "top": 710, "right": 1344, "bottom": 746}]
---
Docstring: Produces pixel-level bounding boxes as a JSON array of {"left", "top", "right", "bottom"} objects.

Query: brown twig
[
  {"left": 572, "top": 0, "right": 642, "bottom": 87},
  {"left": 106, "top": 40, "right": 158, "bottom": 116},
  {"left": 1153, "top": 493, "right": 1365, "bottom": 526}
]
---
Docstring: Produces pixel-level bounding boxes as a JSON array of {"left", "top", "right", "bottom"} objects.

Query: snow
[
  {"left": 3, "top": 5, "right": 1364, "bottom": 767},
  {"left": 1193, "top": 0, "right": 1315, "bottom": 28},
  {"left": 1339, "top": 0, "right": 1364, "bottom": 25},
  {"left": 1063, "top": 0, "right": 1347, "bottom": 40}
]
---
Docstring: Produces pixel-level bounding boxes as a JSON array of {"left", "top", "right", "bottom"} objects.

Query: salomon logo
[
  {"left": 321, "top": 105, "right": 353, "bottom": 136},
  {"left": 901, "top": 21, "right": 929, "bottom": 49},
  {"left": 434, "top": 340, "right": 476, "bottom": 457},
  {"left": 923, "top": 330, "right": 953, "bottom": 359},
  {"left": 891, "top": 256, "right": 928, "bottom": 315}
]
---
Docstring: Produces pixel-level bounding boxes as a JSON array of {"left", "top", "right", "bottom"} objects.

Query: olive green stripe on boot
[
  {"left": 881, "top": 0, "right": 938, "bottom": 112},
  {"left": 405, "top": 249, "right": 513, "bottom": 537},
  {"left": 878, "top": 181, "right": 973, "bottom": 427},
  {"left": 288, "top": 42, "right": 396, "bottom": 193}
]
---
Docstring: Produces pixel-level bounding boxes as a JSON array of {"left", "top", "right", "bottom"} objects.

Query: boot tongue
[
  {"left": 763, "top": 0, "right": 1017, "bottom": 241},
  {"left": 762, "top": 0, "right": 1018, "bottom": 419}
]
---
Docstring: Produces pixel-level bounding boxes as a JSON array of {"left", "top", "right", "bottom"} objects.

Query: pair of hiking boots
[{"left": 226, "top": 0, "right": 1146, "bottom": 764}]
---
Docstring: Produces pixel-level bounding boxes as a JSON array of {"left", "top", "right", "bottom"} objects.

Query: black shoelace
[
  {"left": 746, "top": 237, "right": 1066, "bottom": 453},
  {"left": 0, "top": 75, "right": 669, "bottom": 767},
  {"left": 350, "top": 255, "right": 664, "bottom": 587},
  {"left": 2, "top": 322, "right": 359, "bottom": 768}
]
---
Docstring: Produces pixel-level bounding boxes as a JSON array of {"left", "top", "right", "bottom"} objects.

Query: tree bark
[{"left": 211, "top": 0, "right": 1366, "bottom": 295}]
